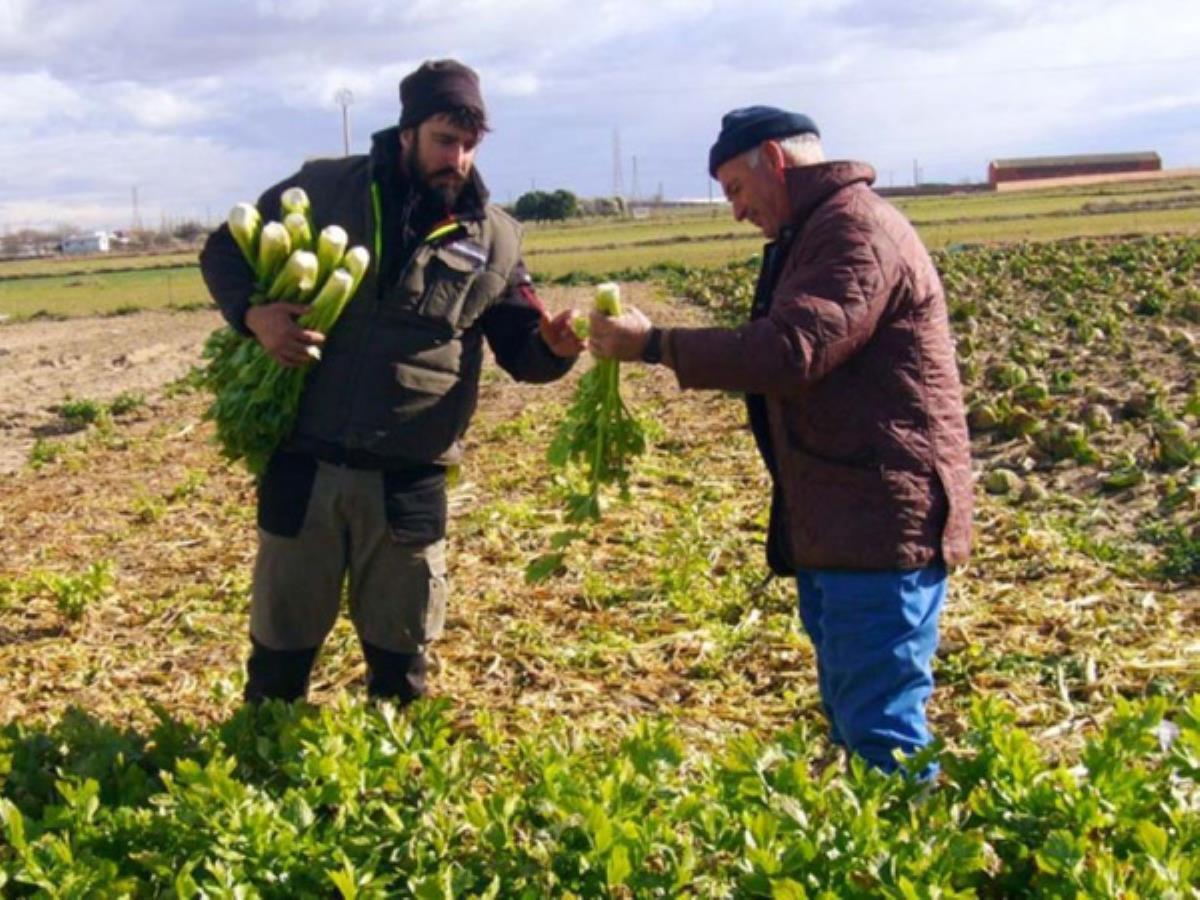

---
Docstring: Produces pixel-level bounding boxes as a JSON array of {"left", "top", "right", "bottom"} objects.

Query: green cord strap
[{"left": 370, "top": 181, "right": 383, "bottom": 267}]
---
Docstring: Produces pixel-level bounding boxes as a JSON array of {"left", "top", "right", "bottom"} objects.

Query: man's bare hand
[
  {"left": 539, "top": 308, "right": 586, "bottom": 358},
  {"left": 588, "top": 306, "right": 652, "bottom": 361},
  {"left": 245, "top": 303, "right": 325, "bottom": 368}
]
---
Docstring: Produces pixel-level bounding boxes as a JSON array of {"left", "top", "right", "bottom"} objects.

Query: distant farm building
[
  {"left": 988, "top": 152, "right": 1161, "bottom": 187},
  {"left": 61, "top": 231, "right": 111, "bottom": 255}
]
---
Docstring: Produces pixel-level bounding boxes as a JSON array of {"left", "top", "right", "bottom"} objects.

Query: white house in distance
[{"left": 61, "top": 231, "right": 111, "bottom": 255}]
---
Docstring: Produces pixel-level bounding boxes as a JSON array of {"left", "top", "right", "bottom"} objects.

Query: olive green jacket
[{"left": 201, "top": 127, "right": 573, "bottom": 466}]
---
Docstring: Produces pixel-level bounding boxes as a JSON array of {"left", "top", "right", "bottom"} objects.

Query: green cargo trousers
[{"left": 251, "top": 457, "right": 448, "bottom": 655}]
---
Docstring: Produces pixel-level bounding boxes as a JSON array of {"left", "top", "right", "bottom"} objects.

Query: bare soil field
[{"left": 0, "top": 309, "right": 222, "bottom": 473}]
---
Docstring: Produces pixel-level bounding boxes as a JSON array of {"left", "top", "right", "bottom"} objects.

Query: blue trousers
[{"left": 796, "top": 564, "right": 946, "bottom": 774}]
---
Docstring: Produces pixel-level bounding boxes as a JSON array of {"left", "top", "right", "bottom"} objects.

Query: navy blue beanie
[{"left": 708, "top": 106, "right": 820, "bottom": 177}]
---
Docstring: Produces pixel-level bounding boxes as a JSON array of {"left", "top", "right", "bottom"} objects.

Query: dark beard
[{"left": 405, "top": 142, "right": 464, "bottom": 209}]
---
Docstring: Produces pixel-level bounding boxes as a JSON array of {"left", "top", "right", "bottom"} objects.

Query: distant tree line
[{"left": 509, "top": 190, "right": 628, "bottom": 222}]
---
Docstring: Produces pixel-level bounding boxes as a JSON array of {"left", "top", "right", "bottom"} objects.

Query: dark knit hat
[
  {"left": 708, "top": 106, "right": 819, "bottom": 177},
  {"left": 399, "top": 59, "right": 487, "bottom": 131}
]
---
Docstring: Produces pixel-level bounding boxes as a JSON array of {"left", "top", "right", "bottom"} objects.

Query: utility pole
[
  {"left": 335, "top": 88, "right": 354, "bottom": 156},
  {"left": 131, "top": 186, "right": 142, "bottom": 233},
  {"left": 612, "top": 127, "right": 624, "bottom": 200},
  {"left": 631, "top": 155, "right": 640, "bottom": 203}
]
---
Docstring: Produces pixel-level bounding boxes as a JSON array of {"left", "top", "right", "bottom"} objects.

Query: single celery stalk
[
  {"left": 283, "top": 212, "right": 313, "bottom": 253},
  {"left": 299, "top": 268, "right": 354, "bottom": 333},
  {"left": 315, "top": 225, "right": 348, "bottom": 284},
  {"left": 341, "top": 245, "right": 370, "bottom": 295},
  {"left": 594, "top": 281, "right": 622, "bottom": 315},
  {"left": 228, "top": 203, "right": 262, "bottom": 269},
  {"left": 267, "top": 250, "right": 318, "bottom": 301},
  {"left": 280, "top": 187, "right": 311, "bottom": 218},
  {"left": 255, "top": 222, "right": 292, "bottom": 289}
]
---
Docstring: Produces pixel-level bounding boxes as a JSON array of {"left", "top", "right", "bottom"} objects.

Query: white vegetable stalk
[
  {"left": 228, "top": 203, "right": 262, "bottom": 270},
  {"left": 280, "top": 187, "right": 311, "bottom": 218},
  {"left": 299, "top": 268, "right": 355, "bottom": 333},
  {"left": 267, "top": 250, "right": 319, "bottom": 301},
  {"left": 316, "top": 225, "right": 349, "bottom": 284},
  {"left": 283, "top": 212, "right": 313, "bottom": 253},
  {"left": 594, "top": 281, "right": 623, "bottom": 316},
  {"left": 255, "top": 222, "right": 292, "bottom": 288},
  {"left": 342, "top": 245, "right": 370, "bottom": 295}
]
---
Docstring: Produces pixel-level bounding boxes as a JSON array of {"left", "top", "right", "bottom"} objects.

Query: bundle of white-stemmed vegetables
[{"left": 201, "top": 188, "right": 369, "bottom": 475}]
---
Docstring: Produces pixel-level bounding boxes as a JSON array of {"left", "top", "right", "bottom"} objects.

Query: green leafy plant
[
  {"left": 27, "top": 439, "right": 65, "bottom": 468},
  {"left": 547, "top": 282, "right": 647, "bottom": 521},
  {"left": 108, "top": 391, "right": 145, "bottom": 416},
  {"left": 40, "top": 561, "right": 113, "bottom": 622},
  {"left": 58, "top": 397, "right": 107, "bottom": 428},
  {"left": 0, "top": 696, "right": 1195, "bottom": 895}
]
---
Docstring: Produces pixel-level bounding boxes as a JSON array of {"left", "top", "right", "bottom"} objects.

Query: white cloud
[
  {"left": 2, "top": 0, "right": 1199, "bottom": 225},
  {"left": 1101, "top": 93, "right": 1200, "bottom": 118},
  {"left": 0, "top": 199, "right": 119, "bottom": 232},
  {"left": 253, "top": 0, "right": 328, "bottom": 22},
  {"left": 0, "top": 70, "right": 86, "bottom": 126},
  {"left": 0, "top": 130, "right": 277, "bottom": 231},
  {"left": 109, "top": 83, "right": 210, "bottom": 128},
  {"left": 490, "top": 72, "right": 540, "bottom": 98},
  {"left": 0, "top": 0, "right": 31, "bottom": 37}
]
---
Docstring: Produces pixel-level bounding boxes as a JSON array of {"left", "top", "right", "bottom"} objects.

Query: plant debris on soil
[{"left": 0, "top": 245, "right": 1196, "bottom": 762}]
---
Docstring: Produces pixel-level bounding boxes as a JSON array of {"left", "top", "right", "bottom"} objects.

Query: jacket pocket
[
  {"left": 257, "top": 451, "right": 319, "bottom": 538},
  {"left": 382, "top": 467, "right": 448, "bottom": 544},
  {"left": 393, "top": 363, "right": 460, "bottom": 415},
  {"left": 417, "top": 247, "right": 481, "bottom": 329}
]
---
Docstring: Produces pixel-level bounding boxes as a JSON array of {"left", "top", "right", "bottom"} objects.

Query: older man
[
  {"left": 201, "top": 60, "right": 582, "bottom": 705},
  {"left": 590, "top": 107, "right": 972, "bottom": 774}
]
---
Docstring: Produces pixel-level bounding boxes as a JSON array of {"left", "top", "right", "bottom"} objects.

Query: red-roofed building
[{"left": 988, "top": 152, "right": 1161, "bottom": 187}]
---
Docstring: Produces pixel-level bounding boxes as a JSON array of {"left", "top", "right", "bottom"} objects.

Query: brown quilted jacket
[{"left": 671, "top": 161, "right": 973, "bottom": 571}]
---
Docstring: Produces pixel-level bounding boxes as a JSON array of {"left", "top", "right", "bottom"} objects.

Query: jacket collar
[
  {"left": 369, "top": 126, "right": 490, "bottom": 221},
  {"left": 783, "top": 161, "right": 876, "bottom": 230}
]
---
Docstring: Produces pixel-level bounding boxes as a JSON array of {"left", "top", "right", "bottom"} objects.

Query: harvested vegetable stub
[
  {"left": 985, "top": 468, "right": 1022, "bottom": 495},
  {"left": 546, "top": 281, "right": 646, "bottom": 521}
]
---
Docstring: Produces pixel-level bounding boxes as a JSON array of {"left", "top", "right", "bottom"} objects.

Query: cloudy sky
[{"left": 1, "top": 0, "right": 1197, "bottom": 232}]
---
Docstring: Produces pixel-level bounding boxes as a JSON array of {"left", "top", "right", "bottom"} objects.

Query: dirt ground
[
  {"left": 0, "top": 285, "right": 679, "bottom": 475},
  {"left": 0, "top": 309, "right": 223, "bottom": 473}
]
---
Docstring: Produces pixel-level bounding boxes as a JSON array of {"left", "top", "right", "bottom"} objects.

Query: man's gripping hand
[
  {"left": 539, "top": 308, "right": 585, "bottom": 358},
  {"left": 245, "top": 303, "right": 325, "bottom": 368}
]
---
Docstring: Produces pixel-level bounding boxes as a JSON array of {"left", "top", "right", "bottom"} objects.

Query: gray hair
[{"left": 746, "top": 132, "right": 825, "bottom": 168}]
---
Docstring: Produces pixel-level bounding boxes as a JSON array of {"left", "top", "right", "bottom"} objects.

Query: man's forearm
[{"left": 199, "top": 224, "right": 259, "bottom": 336}]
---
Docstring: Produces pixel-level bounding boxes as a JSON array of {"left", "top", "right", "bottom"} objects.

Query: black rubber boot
[
  {"left": 361, "top": 641, "right": 428, "bottom": 705},
  {"left": 244, "top": 636, "right": 319, "bottom": 703}
]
